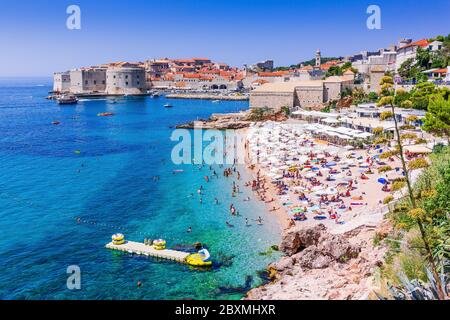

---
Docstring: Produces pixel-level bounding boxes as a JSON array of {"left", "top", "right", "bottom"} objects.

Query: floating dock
[{"left": 106, "top": 240, "right": 190, "bottom": 263}]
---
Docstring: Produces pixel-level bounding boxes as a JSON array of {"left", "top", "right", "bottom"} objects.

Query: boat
[
  {"left": 153, "top": 92, "right": 161, "bottom": 98},
  {"left": 164, "top": 103, "right": 173, "bottom": 108},
  {"left": 97, "top": 112, "right": 115, "bottom": 117},
  {"left": 212, "top": 100, "right": 220, "bottom": 103},
  {"left": 57, "top": 94, "right": 78, "bottom": 105}
]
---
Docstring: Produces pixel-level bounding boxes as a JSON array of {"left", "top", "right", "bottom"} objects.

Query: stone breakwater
[
  {"left": 245, "top": 223, "right": 389, "bottom": 300},
  {"left": 166, "top": 93, "right": 249, "bottom": 101},
  {"left": 175, "top": 111, "right": 252, "bottom": 130}
]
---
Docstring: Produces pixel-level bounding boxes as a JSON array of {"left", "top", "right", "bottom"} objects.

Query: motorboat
[{"left": 57, "top": 94, "right": 78, "bottom": 105}]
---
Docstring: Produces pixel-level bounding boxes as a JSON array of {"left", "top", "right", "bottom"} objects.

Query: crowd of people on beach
[{"left": 245, "top": 122, "right": 405, "bottom": 228}]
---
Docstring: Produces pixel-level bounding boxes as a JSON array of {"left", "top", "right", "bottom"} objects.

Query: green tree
[
  {"left": 377, "top": 75, "right": 446, "bottom": 299},
  {"left": 416, "top": 47, "right": 431, "bottom": 69},
  {"left": 423, "top": 95, "right": 450, "bottom": 143},
  {"left": 394, "top": 88, "right": 411, "bottom": 107},
  {"left": 368, "top": 92, "right": 379, "bottom": 102},
  {"left": 325, "top": 66, "right": 343, "bottom": 77},
  {"left": 410, "top": 82, "right": 437, "bottom": 110}
]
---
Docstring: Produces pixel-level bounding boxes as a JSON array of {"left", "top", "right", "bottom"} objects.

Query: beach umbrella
[
  {"left": 325, "top": 187, "right": 338, "bottom": 195},
  {"left": 305, "top": 172, "right": 316, "bottom": 178},
  {"left": 315, "top": 189, "right": 328, "bottom": 196}
]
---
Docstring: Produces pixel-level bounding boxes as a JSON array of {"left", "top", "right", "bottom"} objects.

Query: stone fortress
[
  {"left": 53, "top": 58, "right": 246, "bottom": 96},
  {"left": 54, "top": 37, "right": 448, "bottom": 104}
]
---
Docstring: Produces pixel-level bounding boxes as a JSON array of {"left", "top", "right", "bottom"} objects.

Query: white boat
[
  {"left": 164, "top": 103, "right": 173, "bottom": 108},
  {"left": 57, "top": 95, "right": 78, "bottom": 105}
]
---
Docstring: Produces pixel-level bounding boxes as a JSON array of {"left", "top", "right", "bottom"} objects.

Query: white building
[
  {"left": 69, "top": 68, "right": 107, "bottom": 94},
  {"left": 53, "top": 72, "right": 71, "bottom": 93},
  {"left": 396, "top": 39, "right": 429, "bottom": 70}
]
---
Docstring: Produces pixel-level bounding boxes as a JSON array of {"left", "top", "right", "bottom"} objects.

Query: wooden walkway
[{"left": 106, "top": 241, "right": 190, "bottom": 263}]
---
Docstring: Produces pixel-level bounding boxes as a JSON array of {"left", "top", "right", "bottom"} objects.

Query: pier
[{"left": 106, "top": 240, "right": 190, "bottom": 263}]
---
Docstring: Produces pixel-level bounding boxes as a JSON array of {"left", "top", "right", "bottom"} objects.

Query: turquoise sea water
[{"left": 0, "top": 78, "right": 281, "bottom": 300}]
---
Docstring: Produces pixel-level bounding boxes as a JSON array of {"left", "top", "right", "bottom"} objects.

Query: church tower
[{"left": 315, "top": 49, "right": 321, "bottom": 67}]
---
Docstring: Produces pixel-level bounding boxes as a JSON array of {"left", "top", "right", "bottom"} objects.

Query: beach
[
  {"left": 239, "top": 120, "right": 408, "bottom": 299},
  {"left": 243, "top": 120, "right": 404, "bottom": 232}
]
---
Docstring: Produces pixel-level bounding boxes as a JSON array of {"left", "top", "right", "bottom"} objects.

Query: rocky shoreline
[
  {"left": 176, "top": 111, "right": 253, "bottom": 130},
  {"left": 245, "top": 222, "right": 389, "bottom": 300}
]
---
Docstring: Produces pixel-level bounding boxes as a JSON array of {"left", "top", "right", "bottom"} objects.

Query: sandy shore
[
  {"left": 236, "top": 128, "right": 293, "bottom": 230},
  {"left": 238, "top": 121, "right": 406, "bottom": 300}
]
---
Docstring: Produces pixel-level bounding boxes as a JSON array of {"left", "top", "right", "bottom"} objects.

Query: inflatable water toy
[
  {"left": 153, "top": 239, "right": 166, "bottom": 250},
  {"left": 186, "top": 249, "right": 212, "bottom": 267},
  {"left": 112, "top": 233, "right": 125, "bottom": 245}
]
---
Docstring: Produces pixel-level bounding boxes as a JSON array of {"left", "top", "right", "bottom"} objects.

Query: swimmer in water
[
  {"left": 214, "top": 198, "right": 219, "bottom": 205},
  {"left": 245, "top": 218, "right": 250, "bottom": 226},
  {"left": 187, "top": 227, "right": 192, "bottom": 233},
  {"left": 226, "top": 221, "right": 234, "bottom": 228},
  {"left": 256, "top": 216, "right": 263, "bottom": 225}
]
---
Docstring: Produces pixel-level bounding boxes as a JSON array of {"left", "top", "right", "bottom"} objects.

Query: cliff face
[{"left": 246, "top": 223, "right": 388, "bottom": 300}]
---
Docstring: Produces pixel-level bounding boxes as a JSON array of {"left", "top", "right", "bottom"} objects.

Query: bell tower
[{"left": 315, "top": 49, "right": 321, "bottom": 67}]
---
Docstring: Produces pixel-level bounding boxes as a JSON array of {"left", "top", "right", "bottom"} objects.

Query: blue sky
[{"left": 0, "top": 0, "right": 449, "bottom": 77}]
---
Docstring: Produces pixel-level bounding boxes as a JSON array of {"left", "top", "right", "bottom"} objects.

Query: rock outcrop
[
  {"left": 246, "top": 223, "right": 388, "bottom": 300},
  {"left": 275, "top": 224, "right": 360, "bottom": 272}
]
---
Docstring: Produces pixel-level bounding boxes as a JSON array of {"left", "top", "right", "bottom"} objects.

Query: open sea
[{"left": 0, "top": 78, "right": 281, "bottom": 300}]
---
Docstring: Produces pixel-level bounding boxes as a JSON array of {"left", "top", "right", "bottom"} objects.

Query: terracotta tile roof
[
  {"left": 258, "top": 71, "right": 290, "bottom": 77},
  {"left": 431, "top": 68, "right": 447, "bottom": 74},
  {"left": 182, "top": 73, "right": 201, "bottom": 79},
  {"left": 399, "top": 39, "right": 429, "bottom": 50},
  {"left": 300, "top": 65, "right": 313, "bottom": 71}
]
